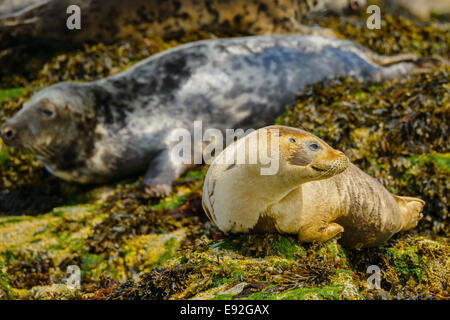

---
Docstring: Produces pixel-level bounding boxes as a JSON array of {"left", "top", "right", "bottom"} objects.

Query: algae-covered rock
[
  {"left": 304, "top": 0, "right": 449, "bottom": 58},
  {"left": 108, "top": 234, "right": 448, "bottom": 300},
  {"left": 0, "top": 170, "right": 207, "bottom": 299}
]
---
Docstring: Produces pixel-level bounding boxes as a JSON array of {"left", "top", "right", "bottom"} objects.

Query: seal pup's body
[
  {"left": 0, "top": 35, "right": 444, "bottom": 195},
  {"left": 0, "top": 0, "right": 365, "bottom": 49},
  {"left": 202, "top": 126, "right": 425, "bottom": 248}
]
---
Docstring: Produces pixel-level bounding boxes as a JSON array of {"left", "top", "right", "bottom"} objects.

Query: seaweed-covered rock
[
  {"left": 108, "top": 234, "right": 449, "bottom": 300},
  {"left": 0, "top": 32, "right": 215, "bottom": 89},
  {"left": 305, "top": 1, "right": 449, "bottom": 58},
  {"left": 0, "top": 170, "right": 207, "bottom": 299}
]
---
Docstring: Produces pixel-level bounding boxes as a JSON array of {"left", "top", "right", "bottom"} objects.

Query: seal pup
[
  {"left": 0, "top": 35, "right": 445, "bottom": 196},
  {"left": 202, "top": 126, "right": 425, "bottom": 248},
  {"left": 0, "top": 0, "right": 365, "bottom": 50}
]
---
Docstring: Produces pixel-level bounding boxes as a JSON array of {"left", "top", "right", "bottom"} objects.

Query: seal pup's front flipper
[
  {"left": 298, "top": 221, "right": 345, "bottom": 243},
  {"left": 393, "top": 195, "right": 425, "bottom": 231}
]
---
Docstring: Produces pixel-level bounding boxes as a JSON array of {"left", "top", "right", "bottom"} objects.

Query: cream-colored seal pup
[{"left": 202, "top": 125, "right": 425, "bottom": 248}]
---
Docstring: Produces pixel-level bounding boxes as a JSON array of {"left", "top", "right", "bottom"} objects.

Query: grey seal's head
[{"left": 0, "top": 82, "right": 98, "bottom": 182}]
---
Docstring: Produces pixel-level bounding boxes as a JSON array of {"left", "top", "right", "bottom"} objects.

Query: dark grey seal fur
[{"left": 0, "top": 35, "right": 445, "bottom": 195}]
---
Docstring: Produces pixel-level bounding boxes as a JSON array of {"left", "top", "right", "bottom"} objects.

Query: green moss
[
  {"left": 278, "top": 285, "right": 342, "bottom": 300},
  {"left": 383, "top": 247, "right": 425, "bottom": 284},
  {"left": 0, "top": 88, "right": 25, "bottom": 102},
  {"left": 213, "top": 293, "right": 235, "bottom": 300},
  {"left": 0, "top": 147, "right": 8, "bottom": 169},
  {"left": 154, "top": 237, "right": 179, "bottom": 266},
  {"left": 153, "top": 194, "right": 190, "bottom": 211},
  {"left": 0, "top": 260, "right": 14, "bottom": 299},
  {"left": 210, "top": 277, "right": 232, "bottom": 289},
  {"left": 407, "top": 153, "right": 450, "bottom": 172},
  {"left": 231, "top": 270, "right": 245, "bottom": 281},
  {"left": 244, "top": 288, "right": 277, "bottom": 300},
  {"left": 181, "top": 170, "right": 206, "bottom": 180},
  {"left": 51, "top": 210, "right": 65, "bottom": 217},
  {"left": 209, "top": 236, "right": 245, "bottom": 252},
  {"left": 270, "top": 236, "right": 305, "bottom": 259},
  {"left": 80, "top": 254, "right": 104, "bottom": 279},
  {"left": 0, "top": 217, "right": 26, "bottom": 226},
  {"left": 241, "top": 284, "right": 343, "bottom": 300}
]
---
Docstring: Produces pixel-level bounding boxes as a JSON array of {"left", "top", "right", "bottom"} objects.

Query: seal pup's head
[
  {"left": 267, "top": 125, "right": 349, "bottom": 183},
  {"left": 0, "top": 82, "right": 98, "bottom": 181},
  {"left": 202, "top": 125, "right": 349, "bottom": 233}
]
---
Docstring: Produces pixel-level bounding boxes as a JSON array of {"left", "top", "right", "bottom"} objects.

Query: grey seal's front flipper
[
  {"left": 141, "top": 148, "right": 194, "bottom": 198},
  {"left": 140, "top": 150, "right": 178, "bottom": 198}
]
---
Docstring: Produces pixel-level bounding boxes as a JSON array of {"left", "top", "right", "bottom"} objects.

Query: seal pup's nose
[{"left": 0, "top": 124, "right": 16, "bottom": 142}]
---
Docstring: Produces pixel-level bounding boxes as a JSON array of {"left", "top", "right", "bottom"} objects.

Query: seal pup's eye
[
  {"left": 309, "top": 142, "right": 321, "bottom": 151},
  {"left": 289, "top": 138, "right": 296, "bottom": 143}
]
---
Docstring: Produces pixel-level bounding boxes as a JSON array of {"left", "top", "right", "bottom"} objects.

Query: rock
[{"left": 107, "top": 234, "right": 449, "bottom": 300}]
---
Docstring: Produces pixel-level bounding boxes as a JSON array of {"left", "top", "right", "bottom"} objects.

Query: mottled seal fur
[
  {"left": 0, "top": 0, "right": 365, "bottom": 49},
  {"left": 202, "top": 126, "right": 425, "bottom": 248},
  {"left": 0, "top": 35, "right": 445, "bottom": 195}
]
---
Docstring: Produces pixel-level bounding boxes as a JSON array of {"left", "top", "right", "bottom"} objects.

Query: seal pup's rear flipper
[{"left": 394, "top": 195, "right": 425, "bottom": 231}]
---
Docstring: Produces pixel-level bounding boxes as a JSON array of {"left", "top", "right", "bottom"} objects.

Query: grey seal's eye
[
  {"left": 42, "top": 109, "right": 54, "bottom": 118},
  {"left": 289, "top": 138, "right": 296, "bottom": 143},
  {"left": 309, "top": 142, "right": 320, "bottom": 151}
]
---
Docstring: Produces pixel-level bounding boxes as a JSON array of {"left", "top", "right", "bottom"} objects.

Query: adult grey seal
[
  {"left": 0, "top": 35, "right": 445, "bottom": 196},
  {"left": 0, "top": 0, "right": 365, "bottom": 49},
  {"left": 202, "top": 126, "right": 425, "bottom": 248}
]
